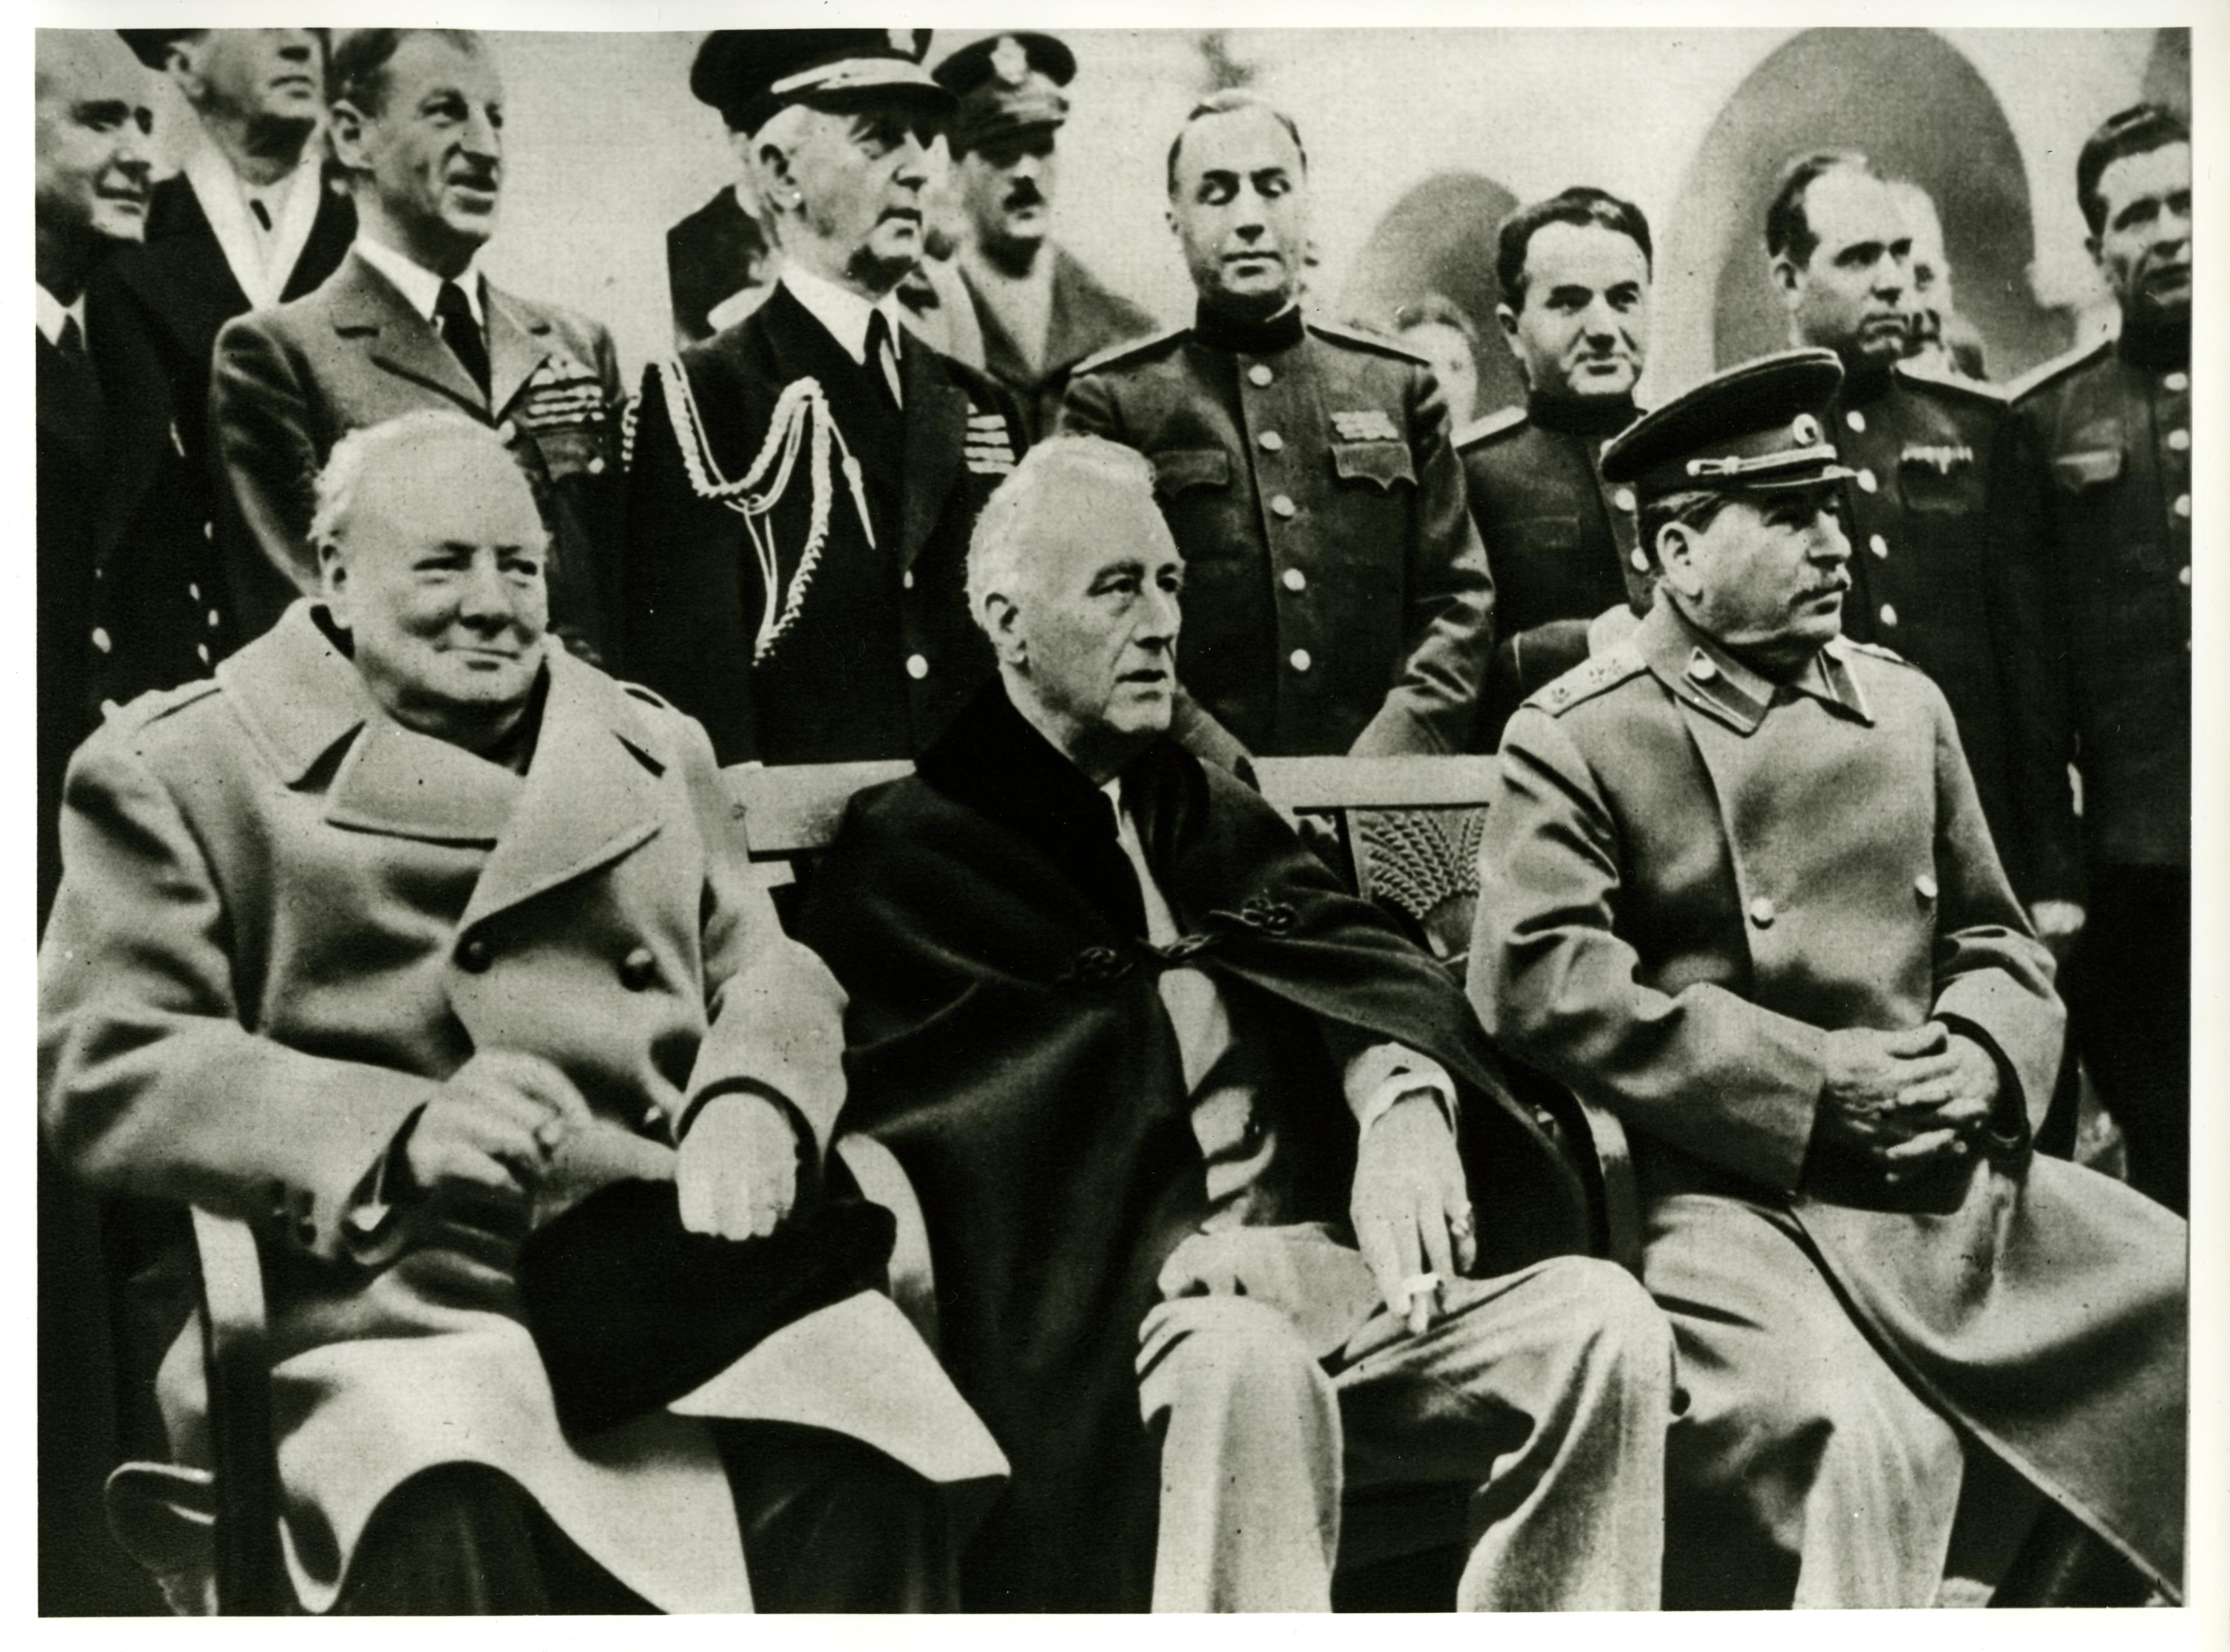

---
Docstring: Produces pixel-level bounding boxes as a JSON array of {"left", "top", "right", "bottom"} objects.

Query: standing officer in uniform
[
  {"left": 623, "top": 30, "right": 1023, "bottom": 767},
  {"left": 2010, "top": 104, "right": 2192, "bottom": 1212},
  {"left": 664, "top": 37, "right": 780, "bottom": 348},
  {"left": 1059, "top": 91, "right": 1491, "bottom": 761},
  {"left": 929, "top": 33, "right": 1157, "bottom": 444},
  {"left": 1460, "top": 187, "right": 1654, "bottom": 746},
  {"left": 1766, "top": 152, "right": 2078, "bottom": 922},
  {"left": 212, "top": 28, "right": 625, "bottom": 662},
  {"left": 1472, "top": 350, "right": 2186, "bottom": 1610},
  {"left": 96, "top": 28, "right": 356, "bottom": 667}
]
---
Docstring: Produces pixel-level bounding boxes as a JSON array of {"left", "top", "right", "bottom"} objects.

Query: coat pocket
[
  {"left": 2050, "top": 447, "right": 2124, "bottom": 493},
  {"left": 1514, "top": 513, "right": 1583, "bottom": 551},
  {"left": 1151, "top": 446, "right": 1231, "bottom": 496},
  {"left": 1330, "top": 439, "right": 1417, "bottom": 492}
]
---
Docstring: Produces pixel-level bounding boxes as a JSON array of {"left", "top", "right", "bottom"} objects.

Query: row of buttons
[
  {"left": 1745, "top": 875, "right": 1937, "bottom": 929},
  {"left": 2166, "top": 366, "right": 2194, "bottom": 635},
  {"left": 457, "top": 934, "right": 659, "bottom": 990}
]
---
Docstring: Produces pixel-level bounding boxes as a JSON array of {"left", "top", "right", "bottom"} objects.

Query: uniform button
[
  {"left": 1611, "top": 486, "right": 1637, "bottom": 513},
  {"left": 196, "top": 644, "right": 211, "bottom": 666},
  {"left": 902, "top": 569, "right": 915, "bottom": 590},
  {"left": 1747, "top": 896, "right": 1776, "bottom": 928},
  {"left": 93, "top": 566, "right": 103, "bottom": 581},
  {"left": 91, "top": 627, "right": 111, "bottom": 654},
  {"left": 618, "top": 945, "right": 658, "bottom": 991},
  {"left": 2165, "top": 371, "right": 2189, "bottom": 393},
  {"left": 1257, "top": 430, "right": 1284, "bottom": 452},
  {"left": 2179, "top": 565, "right": 2192, "bottom": 587},
  {"left": 1857, "top": 467, "right": 1879, "bottom": 494},
  {"left": 1270, "top": 494, "right": 1297, "bottom": 518},
  {"left": 207, "top": 610, "right": 221, "bottom": 629},
  {"left": 2173, "top": 494, "right": 2190, "bottom": 519},
  {"left": 1248, "top": 364, "right": 1274, "bottom": 388},
  {"left": 1914, "top": 874, "right": 1939, "bottom": 901},
  {"left": 457, "top": 935, "right": 493, "bottom": 973},
  {"left": 1288, "top": 649, "right": 1312, "bottom": 673},
  {"left": 1281, "top": 567, "right": 1306, "bottom": 593},
  {"left": 1688, "top": 653, "right": 1718, "bottom": 683},
  {"left": 905, "top": 653, "right": 929, "bottom": 680},
  {"left": 188, "top": 583, "right": 200, "bottom": 601},
  {"left": 202, "top": 521, "right": 214, "bottom": 541},
  {"left": 1845, "top": 410, "right": 1867, "bottom": 433},
  {"left": 1879, "top": 603, "right": 1898, "bottom": 627},
  {"left": 1630, "top": 549, "right": 1649, "bottom": 572},
  {"left": 588, "top": 455, "right": 607, "bottom": 475},
  {"left": 1868, "top": 533, "right": 1888, "bottom": 559},
  {"left": 2168, "top": 428, "right": 2189, "bottom": 452},
  {"left": 496, "top": 419, "right": 518, "bottom": 442}
]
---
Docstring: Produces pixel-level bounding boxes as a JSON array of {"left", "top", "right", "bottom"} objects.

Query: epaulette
[
  {"left": 107, "top": 674, "right": 224, "bottom": 734},
  {"left": 2005, "top": 333, "right": 2114, "bottom": 405},
  {"left": 619, "top": 679, "right": 677, "bottom": 712},
  {"left": 1833, "top": 636, "right": 1917, "bottom": 671},
  {"left": 1307, "top": 315, "right": 1430, "bottom": 365},
  {"left": 1454, "top": 405, "right": 1527, "bottom": 451},
  {"left": 1069, "top": 324, "right": 1187, "bottom": 379},
  {"left": 1895, "top": 358, "right": 2008, "bottom": 407},
  {"left": 1524, "top": 643, "right": 1648, "bottom": 717}
]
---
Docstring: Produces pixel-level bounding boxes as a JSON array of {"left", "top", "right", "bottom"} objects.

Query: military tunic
[
  {"left": 1058, "top": 308, "right": 1493, "bottom": 758},
  {"left": 1821, "top": 361, "right": 2077, "bottom": 902},
  {"left": 1458, "top": 396, "right": 1650, "bottom": 746},
  {"left": 954, "top": 247, "right": 1158, "bottom": 445}
]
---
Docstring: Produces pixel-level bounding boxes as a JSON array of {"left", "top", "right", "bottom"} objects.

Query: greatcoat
[
  {"left": 1470, "top": 596, "right": 2187, "bottom": 1595},
  {"left": 38, "top": 603, "right": 988, "bottom": 1612}
]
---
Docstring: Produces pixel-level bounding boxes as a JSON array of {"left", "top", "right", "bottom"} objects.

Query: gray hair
[
  {"left": 966, "top": 435, "right": 1160, "bottom": 633},
  {"left": 310, "top": 410, "right": 541, "bottom": 557}
]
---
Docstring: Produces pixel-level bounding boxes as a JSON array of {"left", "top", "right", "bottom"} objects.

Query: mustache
[{"left": 1002, "top": 179, "right": 1045, "bottom": 211}]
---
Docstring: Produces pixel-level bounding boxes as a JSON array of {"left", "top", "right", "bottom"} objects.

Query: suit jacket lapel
[
  {"left": 486, "top": 283, "right": 555, "bottom": 420},
  {"left": 283, "top": 183, "right": 356, "bottom": 303},
  {"left": 899, "top": 341, "right": 967, "bottom": 572},
  {"left": 333, "top": 251, "right": 484, "bottom": 413}
]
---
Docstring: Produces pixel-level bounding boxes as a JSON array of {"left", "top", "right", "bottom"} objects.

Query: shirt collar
[
  {"left": 1639, "top": 597, "right": 1872, "bottom": 734},
  {"left": 352, "top": 233, "right": 484, "bottom": 328},
  {"left": 780, "top": 262, "right": 903, "bottom": 366},
  {"left": 35, "top": 284, "right": 82, "bottom": 349}
]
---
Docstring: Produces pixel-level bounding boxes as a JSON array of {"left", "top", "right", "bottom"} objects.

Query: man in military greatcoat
[
  {"left": 2010, "top": 104, "right": 2192, "bottom": 1212},
  {"left": 1471, "top": 349, "right": 2186, "bottom": 1610},
  {"left": 1459, "top": 187, "right": 1655, "bottom": 746},
  {"left": 1764, "top": 151, "right": 2079, "bottom": 923},
  {"left": 1059, "top": 92, "right": 1492, "bottom": 762},
  {"left": 623, "top": 30, "right": 1024, "bottom": 766}
]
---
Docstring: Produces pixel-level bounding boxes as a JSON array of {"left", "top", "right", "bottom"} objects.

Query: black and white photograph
[{"left": 28, "top": 5, "right": 2212, "bottom": 1623}]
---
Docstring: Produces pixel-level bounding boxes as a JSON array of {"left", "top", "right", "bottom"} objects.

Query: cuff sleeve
[{"left": 1344, "top": 1042, "right": 1459, "bottom": 1137}]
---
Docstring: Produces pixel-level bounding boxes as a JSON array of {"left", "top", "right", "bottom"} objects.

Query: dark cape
[{"left": 794, "top": 686, "right": 1594, "bottom": 1610}]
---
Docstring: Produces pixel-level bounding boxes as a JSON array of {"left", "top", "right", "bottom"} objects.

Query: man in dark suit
[
  {"left": 624, "top": 30, "right": 1023, "bottom": 766},
  {"left": 665, "top": 182, "right": 776, "bottom": 349},
  {"left": 211, "top": 29, "right": 624, "bottom": 660},
  {"left": 926, "top": 33, "right": 1157, "bottom": 443},
  {"left": 1459, "top": 187, "right": 1655, "bottom": 747},
  {"left": 93, "top": 28, "right": 355, "bottom": 649}
]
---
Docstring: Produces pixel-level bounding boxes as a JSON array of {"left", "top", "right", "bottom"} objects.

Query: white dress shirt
[
  {"left": 351, "top": 233, "right": 485, "bottom": 328},
  {"left": 780, "top": 264, "right": 905, "bottom": 408},
  {"left": 186, "top": 144, "right": 328, "bottom": 312},
  {"left": 36, "top": 283, "right": 86, "bottom": 349}
]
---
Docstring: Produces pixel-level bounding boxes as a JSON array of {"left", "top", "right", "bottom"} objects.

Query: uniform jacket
[
  {"left": 1824, "top": 361, "right": 2078, "bottom": 902},
  {"left": 795, "top": 683, "right": 1594, "bottom": 1609},
  {"left": 1457, "top": 396, "right": 1651, "bottom": 747},
  {"left": 88, "top": 166, "right": 354, "bottom": 655},
  {"left": 665, "top": 186, "right": 775, "bottom": 349},
  {"left": 1058, "top": 310, "right": 1494, "bottom": 759},
  {"left": 2010, "top": 332, "right": 2190, "bottom": 871},
  {"left": 955, "top": 246, "right": 1158, "bottom": 444},
  {"left": 211, "top": 248, "right": 626, "bottom": 660},
  {"left": 1471, "top": 596, "right": 2187, "bottom": 1593},
  {"left": 35, "top": 602, "right": 906, "bottom": 1612},
  {"left": 622, "top": 281, "right": 1024, "bottom": 766}
]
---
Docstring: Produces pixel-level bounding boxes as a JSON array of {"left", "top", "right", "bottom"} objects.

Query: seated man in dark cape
[{"left": 796, "top": 435, "right": 1672, "bottom": 1612}]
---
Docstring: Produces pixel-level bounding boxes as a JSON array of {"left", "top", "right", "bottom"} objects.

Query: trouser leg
[
  {"left": 1335, "top": 1255, "right": 1671, "bottom": 1611},
  {"left": 2067, "top": 864, "right": 2189, "bottom": 1214},
  {"left": 717, "top": 1421, "right": 958, "bottom": 1612},
  {"left": 1136, "top": 1294, "right": 1343, "bottom": 1611},
  {"left": 1644, "top": 1191, "right": 1963, "bottom": 1609}
]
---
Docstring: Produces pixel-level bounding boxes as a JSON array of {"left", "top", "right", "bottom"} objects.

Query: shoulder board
[
  {"left": 1454, "top": 405, "right": 1528, "bottom": 451},
  {"left": 1069, "top": 324, "right": 1187, "bottom": 379},
  {"left": 1306, "top": 316, "right": 1430, "bottom": 364},
  {"left": 108, "top": 674, "right": 224, "bottom": 733},
  {"left": 1834, "top": 637, "right": 1916, "bottom": 671},
  {"left": 2005, "top": 333, "right": 2114, "bottom": 405},
  {"left": 1895, "top": 359, "right": 2007, "bottom": 407},
  {"left": 619, "top": 679, "right": 677, "bottom": 713},
  {"left": 1524, "top": 644, "right": 1649, "bottom": 718}
]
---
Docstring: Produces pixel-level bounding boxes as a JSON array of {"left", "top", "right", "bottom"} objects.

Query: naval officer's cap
[
  {"left": 933, "top": 33, "right": 1077, "bottom": 155},
  {"left": 1601, "top": 349, "right": 1854, "bottom": 505},
  {"left": 691, "top": 29, "right": 950, "bottom": 137}
]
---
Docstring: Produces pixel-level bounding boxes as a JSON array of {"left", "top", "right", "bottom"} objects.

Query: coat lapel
[
  {"left": 459, "top": 652, "right": 668, "bottom": 930},
  {"left": 325, "top": 714, "right": 525, "bottom": 842},
  {"left": 333, "top": 251, "right": 484, "bottom": 413},
  {"left": 486, "top": 283, "right": 556, "bottom": 421},
  {"left": 899, "top": 341, "right": 968, "bottom": 572}
]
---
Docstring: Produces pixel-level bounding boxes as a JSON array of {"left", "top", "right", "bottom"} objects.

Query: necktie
[
  {"left": 863, "top": 308, "right": 901, "bottom": 413},
  {"left": 248, "top": 198, "right": 273, "bottom": 233},
  {"left": 434, "top": 279, "right": 491, "bottom": 402},
  {"left": 55, "top": 315, "right": 84, "bottom": 357}
]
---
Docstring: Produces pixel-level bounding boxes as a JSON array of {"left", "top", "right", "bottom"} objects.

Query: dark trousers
[
  {"left": 2066, "top": 864, "right": 2190, "bottom": 1214},
  {"left": 335, "top": 1424, "right": 955, "bottom": 1614}
]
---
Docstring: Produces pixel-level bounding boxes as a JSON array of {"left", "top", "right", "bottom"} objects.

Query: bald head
[{"left": 35, "top": 31, "right": 154, "bottom": 294}]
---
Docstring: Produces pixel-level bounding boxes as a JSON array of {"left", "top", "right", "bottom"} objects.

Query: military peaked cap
[
  {"left": 118, "top": 29, "right": 196, "bottom": 68},
  {"left": 1601, "top": 348, "right": 1852, "bottom": 503},
  {"left": 934, "top": 32, "right": 1076, "bottom": 153},
  {"left": 691, "top": 28, "right": 948, "bottom": 136}
]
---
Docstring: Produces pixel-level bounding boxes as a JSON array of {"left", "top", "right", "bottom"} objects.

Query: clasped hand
[{"left": 1814, "top": 1021, "right": 2002, "bottom": 1185}]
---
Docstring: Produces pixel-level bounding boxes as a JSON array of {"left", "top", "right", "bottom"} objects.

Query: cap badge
[
  {"left": 992, "top": 35, "right": 1031, "bottom": 86},
  {"left": 1790, "top": 412, "right": 1822, "bottom": 448}
]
